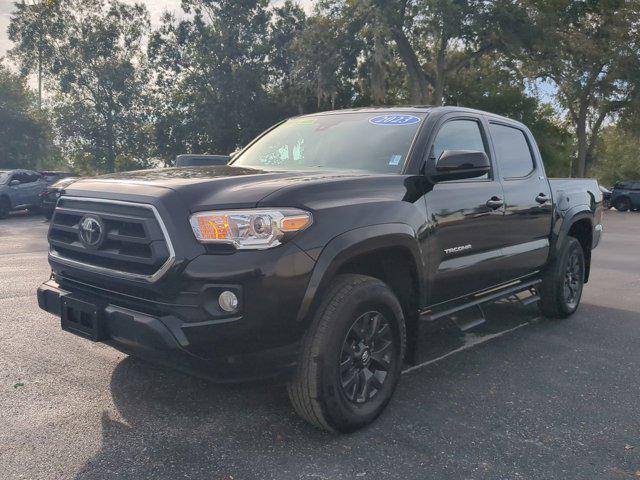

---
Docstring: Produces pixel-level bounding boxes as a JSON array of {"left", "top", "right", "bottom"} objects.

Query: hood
[{"left": 65, "top": 165, "right": 393, "bottom": 211}]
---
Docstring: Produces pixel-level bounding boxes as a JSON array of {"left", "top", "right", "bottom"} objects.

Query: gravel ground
[{"left": 0, "top": 209, "right": 639, "bottom": 480}]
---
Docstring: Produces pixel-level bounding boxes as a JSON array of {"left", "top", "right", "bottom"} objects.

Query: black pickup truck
[{"left": 37, "top": 107, "right": 603, "bottom": 432}]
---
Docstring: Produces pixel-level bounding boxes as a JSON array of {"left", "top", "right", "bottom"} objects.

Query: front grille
[{"left": 49, "top": 197, "right": 174, "bottom": 281}]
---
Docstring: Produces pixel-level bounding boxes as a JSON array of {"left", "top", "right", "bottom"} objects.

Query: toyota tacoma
[{"left": 37, "top": 106, "right": 603, "bottom": 432}]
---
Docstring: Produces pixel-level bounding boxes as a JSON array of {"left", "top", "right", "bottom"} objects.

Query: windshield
[
  {"left": 0, "top": 172, "right": 9, "bottom": 184},
  {"left": 232, "top": 112, "right": 426, "bottom": 174}
]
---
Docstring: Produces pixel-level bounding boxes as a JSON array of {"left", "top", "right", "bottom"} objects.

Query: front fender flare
[{"left": 295, "top": 223, "right": 426, "bottom": 322}]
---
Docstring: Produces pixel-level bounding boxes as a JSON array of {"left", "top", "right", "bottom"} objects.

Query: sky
[{"left": 0, "top": 0, "right": 313, "bottom": 57}]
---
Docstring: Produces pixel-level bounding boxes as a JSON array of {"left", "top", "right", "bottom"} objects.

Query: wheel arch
[
  {"left": 552, "top": 208, "right": 594, "bottom": 282},
  {"left": 295, "top": 224, "right": 426, "bottom": 324}
]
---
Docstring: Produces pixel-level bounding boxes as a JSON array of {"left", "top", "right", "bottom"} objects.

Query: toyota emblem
[{"left": 79, "top": 215, "right": 105, "bottom": 249}]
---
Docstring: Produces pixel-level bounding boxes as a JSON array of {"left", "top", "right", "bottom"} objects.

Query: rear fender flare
[
  {"left": 551, "top": 207, "right": 593, "bottom": 258},
  {"left": 296, "top": 223, "right": 426, "bottom": 322}
]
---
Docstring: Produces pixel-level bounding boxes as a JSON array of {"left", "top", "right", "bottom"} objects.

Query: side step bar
[
  {"left": 406, "top": 279, "right": 541, "bottom": 365},
  {"left": 419, "top": 279, "right": 542, "bottom": 324}
]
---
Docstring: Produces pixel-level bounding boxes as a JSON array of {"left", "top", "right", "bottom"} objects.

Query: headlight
[{"left": 189, "top": 208, "right": 312, "bottom": 250}]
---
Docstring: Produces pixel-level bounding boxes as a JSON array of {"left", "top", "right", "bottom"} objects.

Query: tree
[
  {"left": 148, "top": 0, "right": 278, "bottom": 163},
  {"left": 522, "top": 0, "right": 640, "bottom": 177},
  {"left": 9, "top": 0, "right": 153, "bottom": 173},
  {"left": 347, "top": 0, "right": 525, "bottom": 106},
  {"left": 267, "top": 1, "right": 312, "bottom": 114},
  {"left": 0, "top": 63, "right": 53, "bottom": 169},
  {"left": 446, "top": 54, "right": 573, "bottom": 176},
  {"left": 8, "top": 0, "right": 62, "bottom": 108},
  {"left": 592, "top": 126, "right": 640, "bottom": 186},
  {"left": 289, "top": 12, "right": 360, "bottom": 110}
]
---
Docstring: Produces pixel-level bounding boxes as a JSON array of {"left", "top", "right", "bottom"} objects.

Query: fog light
[{"left": 218, "top": 290, "right": 239, "bottom": 312}]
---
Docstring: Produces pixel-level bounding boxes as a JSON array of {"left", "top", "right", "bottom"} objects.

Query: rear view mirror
[
  {"left": 9, "top": 179, "right": 20, "bottom": 186},
  {"left": 429, "top": 150, "right": 490, "bottom": 182}
]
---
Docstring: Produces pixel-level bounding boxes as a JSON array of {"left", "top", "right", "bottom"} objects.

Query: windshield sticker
[
  {"left": 290, "top": 118, "right": 317, "bottom": 126},
  {"left": 369, "top": 115, "right": 421, "bottom": 126},
  {"left": 388, "top": 154, "right": 402, "bottom": 166}
]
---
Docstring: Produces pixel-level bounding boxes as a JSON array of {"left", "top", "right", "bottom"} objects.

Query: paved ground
[{"left": 1, "top": 210, "right": 639, "bottom": 479}]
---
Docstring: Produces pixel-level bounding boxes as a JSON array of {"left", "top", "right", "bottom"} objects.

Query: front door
[{"left": 423, "top": 115, "right": 507, "bottom": 305}]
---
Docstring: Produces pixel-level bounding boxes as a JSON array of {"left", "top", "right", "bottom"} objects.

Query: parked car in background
[
  {"left": 0, "top": 169, "right": 47, "bottom": 218},
  {"left": 611, "top": 181, "right": 640, "bottom": 211},
  {"left": 599, "top": 185, "right": 612, "bottom": 209},
  {"left": 175, "top": 154, "right": 230, "bottom": 167},
  {"left": 40, "top": 177, "right": 80, "bottom": 220}
]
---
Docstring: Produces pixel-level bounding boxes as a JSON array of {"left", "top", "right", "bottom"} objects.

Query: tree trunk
[
  {"left": 105, "top": 112, "right": 116, "bottom": 173},
  {"left": 391, "top": 28, "right": 430, "bottom": 103},
  {"left": 37, "top": 39, "right": 42, "bottom": 109},
  {"left": 433, "top": 34, "right": 447, "bottom": 107},
  {"left": 575, "top": 115, "right": 588, "bottom": 178}
]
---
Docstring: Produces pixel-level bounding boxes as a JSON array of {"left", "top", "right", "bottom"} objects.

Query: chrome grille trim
[{"left": 48, "top": 196, "right": 176, "bottom": 283}]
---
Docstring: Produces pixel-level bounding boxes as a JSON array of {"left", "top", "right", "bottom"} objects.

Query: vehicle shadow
[{"left": 71, "top": 302, "right": 545, "bottom": 479}]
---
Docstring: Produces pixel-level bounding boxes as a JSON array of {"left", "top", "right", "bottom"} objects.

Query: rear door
[
  {"left": 487, "top": 121, "right": 553, "bottom": 280},
  {"left": 423, "top": 114, "right": 507, "bottom": 304}
]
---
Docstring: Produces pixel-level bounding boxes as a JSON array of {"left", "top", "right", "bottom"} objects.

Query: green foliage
[
  {"left": 445, "top": 55, "right": 573, "bottom": 176},
  {"left": 520, "top": 0, "right": 640, "bottom": 177},
  {"left": 148, "top": 0, "right": 278, "bottom": 163},
  {"left": 0, "top": 64, "right": 53, "bottom": 169},
  {"left": 10, "top": 0, "right": 153, "bottom": 173},
  {"left": 4, "top": 0, "right": 640, "bottom": 178},
  {"left": 593, "top": 127, "right": 640, "bottom": 186}
]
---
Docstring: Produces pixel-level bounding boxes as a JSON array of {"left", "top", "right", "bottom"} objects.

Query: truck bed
[{"left": 549, "top": 178, "right": 601, "bottom": 212}]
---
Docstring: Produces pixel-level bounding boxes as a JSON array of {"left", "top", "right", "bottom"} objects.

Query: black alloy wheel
[
  {"left": 339, "top": 311, "right": 395, "bottom": 404},
  {"left": 563, "top": 249, "right": 583, "bottom": 310},
  {"left": 287, "top": 274, "right": 405, "bottom": 433},
  {"left": 539, "top": 236, "right": 585, "bottom": 319}
]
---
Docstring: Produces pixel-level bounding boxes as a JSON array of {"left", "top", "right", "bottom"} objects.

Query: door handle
[
  {"left": 535, "top": 193, "right": 550, "bottom": 204},
  {"left": 486, "top": 196, "right": 504, "bottom": 209}
]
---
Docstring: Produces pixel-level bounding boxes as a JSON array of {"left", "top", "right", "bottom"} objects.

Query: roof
[{"left": 297, "top": 105, "right": 526, "bottom": 128}]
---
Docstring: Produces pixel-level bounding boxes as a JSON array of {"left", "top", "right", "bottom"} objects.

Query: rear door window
[{"left": 490, "top": 123, "right": 536, "bottom": 178}]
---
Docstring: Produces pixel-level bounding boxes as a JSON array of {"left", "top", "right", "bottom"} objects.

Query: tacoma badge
[{"left": 444, "top": 244, "right": 472, "bottom": 255}]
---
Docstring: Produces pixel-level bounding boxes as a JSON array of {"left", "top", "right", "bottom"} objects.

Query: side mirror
[
  {"left": 9, "top": 179, "right": 21, "bottom": 186},
  {"left": 429, "top": 150, "right": 490, "bottom": 182}
]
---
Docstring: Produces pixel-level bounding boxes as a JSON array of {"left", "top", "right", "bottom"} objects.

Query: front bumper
[{"left": 38, "top": 278, "right": 303, "bottom": 383}]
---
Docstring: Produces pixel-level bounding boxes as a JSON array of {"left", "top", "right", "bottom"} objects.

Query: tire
[
  {"left": 287, "top": 274, "right": 406, "bottom": 433},
  {"left": 538, "top": 237, "right": 585, "bottom": 319},
  {"left": 27, "top": 206, "right": 40, "bottom": 215},
  {"left": 614, "top": 197, "right": 631, "bottom": 212},
  {"left": 0, "top": 197, "right": 10, "bottom": 219}
]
